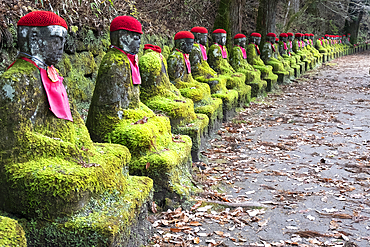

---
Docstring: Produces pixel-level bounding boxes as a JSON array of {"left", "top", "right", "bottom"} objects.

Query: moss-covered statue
[
  {"left": 303, "top": 33, "right": 319, "bottom": 67},
  {"left": 229, "top": 33, "right": 267, "bottom": 97},
  {"left": 274, "top": 37, "right": 295, "bottom": 80},
  {"left": 293, "top": 33, "right": 311, "bottom": 71},
  {"left": 278, "top": 33, "right": 300, "bottom": 78},
  {"left": 247, "top": 32, "right": 278, "bottom": 91},
  {"left": 261, "top": 32, "right": 290, "bottom": 84},
  {"left": 189, "top": 26, "right": 238, "bottom": 120},
  {"left": 207, "top": 29, "right": 251, "bottom": 106},
  {"left": 315, "top": 37, "right": 329, "bottom": 62},
  {"left": 0, "top": 11, "right": 152, "bottom": 246},
  {"left": 287, "top": 32, "right": 306, "bottom": 74},
  {"left": 167, "top": 31, "right": 223, "bottom": 132},
  {"left": 139, "top": 43, "right": 208, "bottom": 161},
  {"left": 86, "top": 16, "right": 194, "bottom": 207},
  {"left": 307, "top": 33, "right": 323, "bottom": 65}
]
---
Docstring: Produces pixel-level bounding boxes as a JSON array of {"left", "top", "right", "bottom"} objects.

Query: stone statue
[
  {"left": 293, "top": 33, "right": 311, "bottom": 70},
  {"left": 287, "top": 32, "right": 306, "bottom": 73},
  {"left": 230, "top": 33, "right": 267, "bottom": 97},
  {"left": 208, "top": 29, "right": 251, "bottom": 106},
  {"left": 246, "top": 32, "right": 278, "bottom": 91},
  {"left": 167, "top": 30, "right": 223, "bottom": 131},
  {"left": 261, "top": 32, "right": 289, "bottom": 83},
  {"left": 274, "top": 36, "right": 295, "bottom": 80},
  {"left": 0, "top": 11, "right": 152, "bottom": 245},
  {"left": 139, "top": 43, "right": 208, "bottom": 161},
  {"left": 278, "top": 33, "right": 300, "bottom": 77},
  {"left": 189, "top": 26, "right": 239, "bottom": 121},
  {"left": 86, "top": 16, "right": 194, "bottom": 205}
]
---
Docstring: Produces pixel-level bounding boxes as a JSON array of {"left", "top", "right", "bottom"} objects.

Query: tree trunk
[
  {"left": 344, "top": 0, "right": 365, "bottom": 44},
  {"left": 214, "top": 0, "right": 246, "bottom": 50},
  {"left": 256, "top": 0, "right": 279, "bottom": 36}
]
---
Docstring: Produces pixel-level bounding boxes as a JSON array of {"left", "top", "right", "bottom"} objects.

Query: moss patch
[{"left": 0, "top": 216, "right": 27, "bottom": 247}]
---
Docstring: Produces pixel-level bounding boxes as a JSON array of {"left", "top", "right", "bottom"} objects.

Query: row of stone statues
[{"left": 0, "top": 11, "right": 362, "bottom": 246}]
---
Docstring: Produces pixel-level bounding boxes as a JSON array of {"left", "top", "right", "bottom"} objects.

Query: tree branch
[{"left": 283, "top": 0, "right": 318, "bottom": 32}]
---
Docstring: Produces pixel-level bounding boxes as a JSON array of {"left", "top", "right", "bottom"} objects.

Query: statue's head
[
  {"left": 266, "top": 33, "right": 276, "bottom": 43},
  {"left": 287, "top": 33, "right": 294, "bottom": 41},
  {"left": 250, "top": 33, "right": 261, "bottom": 45},
  {"left": 233, "top": 33, "right": 247, "bottom": 47},
  {"left": 110, "top": 16, "right": 142, "bottom": 55},
  {"left": 191, "top": 26, "right": 208, "bottom": 46},
  {"left": 347, "top": 33, "right": 351, "bottom": 38},
  {"left": 295, "top": 33, "right": 302, "bottom": 41},
  {"left": 309, "top": 34, "right": 314, "bottom": 40},
  {"left": 279, "top": 33, "right": 288, "bottom": 42},
  {"left": 174, "top": 31, "right": 194, "bottom": 54},
  {"left": 17, "top": 11, "right": 68, "bottom": 68},
  {"left": 212, "top": 29, "right": 227, "bottom": 46}
]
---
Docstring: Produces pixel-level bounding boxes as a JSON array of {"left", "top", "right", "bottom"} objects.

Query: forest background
[{"left": 0, "top": 0, "right": 369, "bottom": 116}]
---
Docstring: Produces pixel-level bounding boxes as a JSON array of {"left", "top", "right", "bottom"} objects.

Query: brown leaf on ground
[
  {"left": 132, "top": 116, "right": 148, "bottom": 125},
  {"left": 191, "top": 201, "right": 202, "bottom": 211}
]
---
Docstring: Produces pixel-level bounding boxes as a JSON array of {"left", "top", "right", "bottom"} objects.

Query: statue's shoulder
[
  {"left": 192, "top": 43, "right": 202, "bottom": 51},
  {"left": 139, "top": 50, "right": 162, "bottom": 72},
  {"left": 1, "top": 59, "right": 38, "bottom": 82},
  {"left": 208, "top": 43, "right": 220, "bottom": 51}
]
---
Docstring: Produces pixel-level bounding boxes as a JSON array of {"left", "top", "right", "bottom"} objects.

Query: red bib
[
  {"left": 111, "top": 46, "right": 141, "bottom": 85},
  {"left": 8, "top": 57, "right": 73, "bottom": 121}
]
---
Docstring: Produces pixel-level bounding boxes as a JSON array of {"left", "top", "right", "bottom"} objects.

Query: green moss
[
  {"left": 162, "top": 45, "right": 171, "bottom": 60},
  {"left": 0, "top": 216, "right": 27, "bottom": 247},
  {"left": 18, "top": 176, "right": 153, "bottom": 247}
]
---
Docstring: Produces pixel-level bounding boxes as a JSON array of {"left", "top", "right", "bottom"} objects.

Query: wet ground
[{"left": 149, "top": 51, "right": 370, "bottom": 247}]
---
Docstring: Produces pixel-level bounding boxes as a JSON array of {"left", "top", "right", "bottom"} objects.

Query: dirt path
[{"left": 150, "top": 51, "right": 370, "bottom": 247}]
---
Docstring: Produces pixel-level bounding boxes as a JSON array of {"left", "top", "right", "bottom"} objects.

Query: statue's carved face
[
  {"left": 213, "top": 33, "right": 227, "bottom": 46},
  {"left": 267, "top": 36, "right": 275, "bottom": 43},
  {"left": 110, "top": 30, "right": 141, "bottom": 54},
  {"left": 193, "top": 33, "right": 208, "bottom": 46},
  {"left": 18, "top": 25, "right": 67, "bottom": 66},
  {"left": 175, "top": 38, "right": 194, "bottom": 54},
  {"left": 234, "top": 37, "right": 246, "bottom": 47},
  {"left": 280, "top": 36, "right": 288, "bottom": 42},
  {"left": 288, "top": 36, "right": 294, "bottom": 42}
]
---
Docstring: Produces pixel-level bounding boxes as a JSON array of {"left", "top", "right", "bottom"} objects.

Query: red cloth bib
[
  {"left": 199, "top": 44, "right": 208, "bottom": 61},
  {"left": 237, "top": 45, "right": 247, "bottom": 59},
  {"left": 283, "top": 42, "right": 288, "bottom": 50},
  {"left": 216, "top": 44, "right": 227, "bottom": 58},
  {"left": 253, "top": 43, "right": 261, "bottom": 55},
  {"left": 183, "top": 53, "right": 191, "bottom": 74},
  {"left": 111, "top": 45, "right": 141, "bottom": 85},
  {"left": 8, "top": 57, "right": 73, "bottom": 121}
]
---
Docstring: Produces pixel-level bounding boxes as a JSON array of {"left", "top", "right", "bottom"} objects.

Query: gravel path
[{"left": 150, "top": 51, "right": 370, "bottom": 247}]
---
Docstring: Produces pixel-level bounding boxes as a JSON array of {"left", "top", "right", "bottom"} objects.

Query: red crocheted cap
[
  {"left": 250, "top": 32, "right": 261, "bottom": 37},
  {"left": 234, "top": 33, "right": 246, "bottom": 39},
  {"left": 213, "top": 29, "right": 227, "bottom": 34},
  {"left": 154, "top": 45, "right": 162, "bottom": 53},
  {"left": 267, "top": 32, "right": 276, "bottom": 37},
  {"left": 191, "top": 26, "right": 208, "bottom": 34},
  {"left": 275, "top": 38, "right": 279, "bottom": 42},
  {"left": 17, "top": 11, "right": 68, "bottom": 30},
  {"left": 144, "top": 44, "right": 155, "bottom": 51},
  {"left": 347, "top": 33, "right": 351, "bottom": 35},
  {"left": 110, "top": 16, "right": 142, "bottom": 34},
  {"left": 295, "top": 33, "right": 302, "bottom": 37},
  {"left": 325, "top": 34, "right": 329, "bottom": 37},
  {"left": 279, "top": 33, "right": 288, "bottom": 37},
  {"left": 287, "top": 32, "right": 294, "bottom": 37},
  {"left": 310, "top": 34, "right": 314, "bottom": 36},
  {"left": 174, "top": 31, "right": 194, "bottom": 40}
]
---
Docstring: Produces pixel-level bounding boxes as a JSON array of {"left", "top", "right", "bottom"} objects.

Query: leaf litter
[{"left": 148, "top": 53, "right": 370, "bottom": 246}]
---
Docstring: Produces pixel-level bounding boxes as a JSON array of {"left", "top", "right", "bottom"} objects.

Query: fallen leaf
[
  {"left": 191, "top": 201, "right": 202, "bottom": 211},
  {"left": 214, "top": 231, "right": 223, "bottom": 236},
  {"left": 189, "top": 221, "right": 202, "bottom": 226}
]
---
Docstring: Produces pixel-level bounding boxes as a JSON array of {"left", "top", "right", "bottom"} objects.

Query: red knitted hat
[
  {"left": 275, "top": 38, "right": 279, "bottom": 42},
  {"left": 17, "top": 11, "right": 68, "bottom": 30},
  {"left": 234, "top": 33, "right": 246, "bottom": 39},
  {"left": 304, "top": 33, "right": 309, "bottom": 36},
  {"left": 295, "top": 33, "right": 302, "bottom": 37},
  {"left": 279, "top": 33, "right": 288, "bottom": 37},
  {"left": 287, "top": 32, "right": 294, "bottom": 37},
  {"left": 110, "top": 16, "right": 143, "bottom": 34},
  {"left": 174, "top": 31, "right": 194, "bottom": 40},
  {"left": 347, "top": 33, "right": 351, "bottom": 35},
  {"left": 144, "top": 44, "right": 155, "bottom": 51},
  {"left": 251, "top": 32, "right": 261, "bottom": 37},
  {"left": 310, "top": 34, "right": 314, "bottom": 36},
  {"left": 325, "top": 34, "right": 329, "bottom": 37},
  {"left": 267, "top": 32, "right": 276, "bottom": 37},
  {"left": 154, "top": 45, "right": 162, "bottom": 53},
  {"left": 191, "top": 26, "right": 208, "bottom": 34},
  {"left": 213, "top": 29, "right": 227, "bottom": 34}
]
